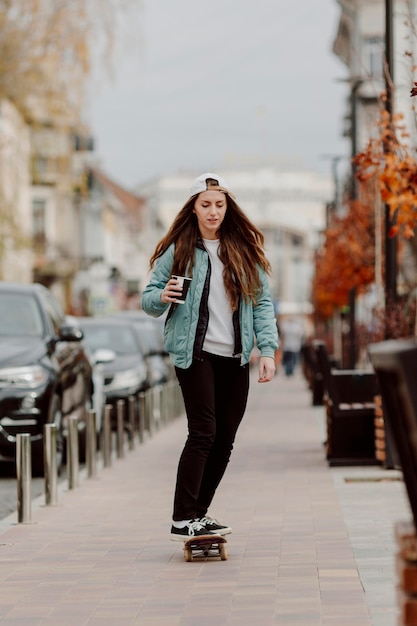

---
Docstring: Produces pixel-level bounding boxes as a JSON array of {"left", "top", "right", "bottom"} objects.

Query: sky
[{"left": 87, "top": 0, "right": 351, "bottom": 190}]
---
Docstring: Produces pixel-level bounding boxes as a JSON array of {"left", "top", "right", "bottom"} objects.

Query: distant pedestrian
[
  {"left": 142, "top": 173, "right": 278, "bottom": 541},
  {"left": 279, "top": 316, "right": 304, "bottom": 376}
]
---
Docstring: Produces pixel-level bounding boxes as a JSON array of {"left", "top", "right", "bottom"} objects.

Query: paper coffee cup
[{"left": 172, "top": 275, "right": 192, "bottom": 304}]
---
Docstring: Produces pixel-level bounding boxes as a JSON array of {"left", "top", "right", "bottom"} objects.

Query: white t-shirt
[{"left": 202, "top": 239, "right": 235, "bottom": 357}]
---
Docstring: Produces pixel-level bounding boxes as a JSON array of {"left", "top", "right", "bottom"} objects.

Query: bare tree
[
  {"left": 0, "top": 0, "right": 142, "bottom": 120},
  {"left": 0, "top": 0, "right": 142, "bottom": 281}
]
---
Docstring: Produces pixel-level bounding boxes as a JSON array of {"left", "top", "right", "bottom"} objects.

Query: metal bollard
[
  {"left": 163, "top": 383, "right": 170, "bottom": 424},
  {"left": 161, "top": 384, "right": 167, "bottom": 425},
  {"left": 146, "top": 388, "right": 154, "bottom": 436},
  {"left": 138, "top": 392, "right": 145, "bottom": 443},
  {"left": 67, "top": 415, "right": 79, "bottom": 489},
  {"left": 160, "top": 384, "right": 166, "bottom": 425},
  {"left": 171, "top": 381, "right": 177, "bottom": 419},
  {"left": 102, "top": 404, "right": 112, "bottom": 467},
  {"left": 86, "top": 410, "right": 97, "bottom": 478},
  {"left": 158, "top": 385, "right": 163, "bottom": 425},
  {"left": 128, "top": 395, "right": 135, "bottom": 451},
  {"left": 166, "top": 381, "right": 173, "bottom": 421},
  {"left": 169, "top": 380, "right": 177, "bottom": 419},
  {"left": 177, "top": 381, "right": 184, "bottom": 416},
  {"left": 116, "top": 399, "right": 124, "bottom": 459},
  {"left": 44, "top": 424, "right": 58, "bottom": 506},
  {"left": 16, "top": 433, "right": 31, "bottom": 523},
  {"left": 152, "top": 386, "right": 161, "bottom": 430}
]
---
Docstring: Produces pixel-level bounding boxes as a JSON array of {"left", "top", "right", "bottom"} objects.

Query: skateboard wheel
[
  {"left": 184, "top": 547, "right": 193, "bottom": 562},
  {"left": 219, "top": 544, "right": 228, "bottom": 560}
]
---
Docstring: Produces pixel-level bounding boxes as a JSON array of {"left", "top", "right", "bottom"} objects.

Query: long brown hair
[{"left": 149, "top": 194, "right": 271, "bottom": 311}]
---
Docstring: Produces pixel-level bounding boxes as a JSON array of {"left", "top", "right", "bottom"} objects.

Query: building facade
[
  {"left": 334, "top": 0, "right": 417, "bottom": 157},
  {"left": 333, "top": 0, "right": 417, "bottom": 314},
  {"left": 71, "top": 167, "right": 146, "bottom": 316}
]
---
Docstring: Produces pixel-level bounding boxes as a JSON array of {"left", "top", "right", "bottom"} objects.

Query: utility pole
[
  {"left": 350, "top": 79, "right": 363, "bottom": 200},
  {"left": 385, "top": 0, "right": 398, "bottom": 307},
  {"left": 334, "top": 76, "right": 365, "bottom": 368},
  {"left": 349, "top": 78, "right": 363, "bottom": 368},
  {"left": 321, "top": 154, "right": 344, "bottom": 222}
]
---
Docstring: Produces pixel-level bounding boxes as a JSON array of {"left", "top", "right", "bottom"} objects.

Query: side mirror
[
  {"left": 59, "top": 324, "right": 84, "bottom": 342},
  {"left": 94, "top": 348, "right": 116, "bottom": 364}
]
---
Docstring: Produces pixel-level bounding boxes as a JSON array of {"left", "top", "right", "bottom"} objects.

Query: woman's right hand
[{"left": 160, "top": 277, "right": 182, "bottom": 304}]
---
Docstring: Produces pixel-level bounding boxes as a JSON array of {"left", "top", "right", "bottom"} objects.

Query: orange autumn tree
[
  {"left": 355, "top": 105, "right": 417, "bottom": 340},
  {"left": 355, "top": 108, "right": 417, "bottom": 240},
  {"left": 311, "top": 198, "right": 375, "bottom": 320},
  {"left": 312, "top": 104, "right": 417, "bottom": 323}
]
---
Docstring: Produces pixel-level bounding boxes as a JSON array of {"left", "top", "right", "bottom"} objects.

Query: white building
[
  {"left": 333, "top": 0, "right": 417, "bottom": 154},
  {"left": 71, "top": 167, "right": 146, "bottom": 316},
  {"left": 333, "top": 0, "right": 417, "bottom": 320},
  {"left": 137, "top": 166, "right": 332, "bottom": 315}
]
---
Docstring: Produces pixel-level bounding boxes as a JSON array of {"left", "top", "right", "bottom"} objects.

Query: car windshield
[
  {"left": 0, "top": 293, "right": 44, "bottom": 336},
  {"left": 82, "top": 324, "right": 139, "bottom": 355},
  {"left": 133, "top": 321, "right": 162, "bottom": 354}
]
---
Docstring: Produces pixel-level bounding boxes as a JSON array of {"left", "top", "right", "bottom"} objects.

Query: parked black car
[
  {"left": 0, "top": 282, "right": 93, "bottom": 475},
  {"left": 66, "top": 316, "right": 115, "bottom": 437},
  {"left": 76, "top": 317, "right": 148, "bottom": 423},
  {"left": 112, "top": 311, "right": 174, "bottom": 386}
]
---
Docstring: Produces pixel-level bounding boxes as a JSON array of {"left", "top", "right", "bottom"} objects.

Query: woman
[{"left": 142, "top": 173, "right": 278, "bottom": 540}]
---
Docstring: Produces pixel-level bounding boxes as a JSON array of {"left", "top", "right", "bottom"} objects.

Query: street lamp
[
  {"left": 349, "top": 78, "right": 364, "bottom": 200},
  {"left": 336, "top": 76, "right": 368, "bottom": 367},
  {"left": 321, "top": 154, "right": 345, "bottom": 222},
  {"left": 336, "top": 76, "right": 367, "bottom": 199}
]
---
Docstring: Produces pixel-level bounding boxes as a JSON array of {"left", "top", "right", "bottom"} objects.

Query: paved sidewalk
[{"left": 0, "top": 369, "right": 411, "bottom": 626}]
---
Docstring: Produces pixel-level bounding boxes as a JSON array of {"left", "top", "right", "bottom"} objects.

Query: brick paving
[{"left": 0, "top": 368, "right": 411, "bottom": 625}]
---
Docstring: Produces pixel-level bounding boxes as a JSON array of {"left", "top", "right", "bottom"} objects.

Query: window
[
  {"left": 82, "top": 324, "right": 139, "bottom": 355},
  {"left": 32, "top": 198, "right": 46, "bottom": 253},
  {"left": 363, "top": 36, "right": 384, "bottom": 79}
]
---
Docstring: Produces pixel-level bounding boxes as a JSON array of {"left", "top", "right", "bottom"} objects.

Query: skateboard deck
[{"left": 183, "top": 534, "right": 228, "bottom": 562}]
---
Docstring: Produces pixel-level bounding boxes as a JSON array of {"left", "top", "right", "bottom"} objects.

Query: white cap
[{"left": 189, "top": 173, "right": 235, "bottom": 199}]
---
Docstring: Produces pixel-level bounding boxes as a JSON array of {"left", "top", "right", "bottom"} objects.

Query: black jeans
[
  {"left": 173, "top": 352, "right": 249, "bottom": 521},
  {"left": 283, "top": 350, "right": 298, "bottom": 376}
]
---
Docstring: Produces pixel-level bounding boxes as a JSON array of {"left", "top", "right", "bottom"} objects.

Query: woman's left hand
[{"left": 258, "top": 356, "right": 276, "bottom": 383}]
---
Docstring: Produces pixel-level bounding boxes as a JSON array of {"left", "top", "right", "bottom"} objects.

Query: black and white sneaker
[
  {"left": 198, "top": 516, "right": 232, "bottom": 535},
  {"left": 170, "top": 519, "right": 209, "bottom": 542}
]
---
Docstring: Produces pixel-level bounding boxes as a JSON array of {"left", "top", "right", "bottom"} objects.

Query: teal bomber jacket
[{"left": 141, "top": 243, "right": 279, "bottom": 369}]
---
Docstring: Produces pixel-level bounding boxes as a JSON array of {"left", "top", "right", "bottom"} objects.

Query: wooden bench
[{"left": 314, "top": 340, "right": 379, "bottom": 466}]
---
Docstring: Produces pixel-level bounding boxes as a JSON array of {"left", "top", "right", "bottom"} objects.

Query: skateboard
[{"left": 183, "top": 534, "right": 228, "bottom": 562}]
